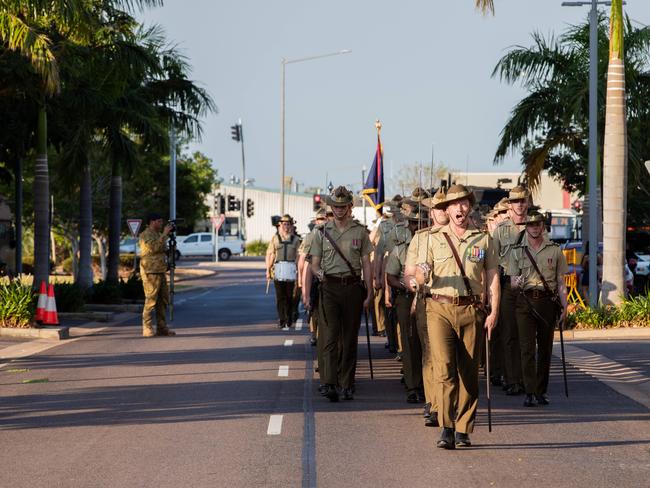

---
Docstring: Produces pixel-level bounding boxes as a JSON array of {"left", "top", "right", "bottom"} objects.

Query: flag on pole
[{"left": 362, "top": 120, "right": 385, "bottom": 212}]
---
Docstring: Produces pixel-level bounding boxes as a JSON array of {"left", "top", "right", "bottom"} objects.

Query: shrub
[
  {"left": 246, "top": 239, "right": 268, "bottom": 256},
  {"left": 86, "top": 280, "right": 122, "bottom": 304},
  {"left": 120, "top": 273, "right": 144, "bottom": 300},
  {"left": 567, "top": 291, "right": 650, "bottom": 329},
  {"left": 53, "top": 283, "right": 85, "bottom": 313},
  {"left": 0, "top": 281, "right": 35, "bottom": 328}
]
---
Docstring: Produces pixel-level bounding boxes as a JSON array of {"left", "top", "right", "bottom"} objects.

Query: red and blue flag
[{"left": 362, "top": 133, "right": 385, "bottom": 212}]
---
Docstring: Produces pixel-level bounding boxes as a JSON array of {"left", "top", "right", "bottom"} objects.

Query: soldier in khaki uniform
[
  {"left": 509, "top": 212, "right": 568, "bottom": 407},
  {"left": 378, "top": 199, "right": 412, "bottom": 355},
  {"left": 266, "top": 214, "right": 301, "bottom": 329},
  {"left": 386, "top": 207, "right": 428, "bottom": 403},
  {"left": 372, "top": 195, "right": 402, "bottom": 343},
  {"left": 311, "top": 186, "right": 373, "bottom": 402},
  {"left": 139, "top": 213, "right": 175, "bottom": 337},
  {"left": 404, "top": 188, "right": 448, "bottom": 426},
  {"left": 414, "top": 185, "right": 500, "bottom": 449},
  {"left": 491, "top": 185, "right": 530, "bottom": 395},
  {"left": 300, "top": 209, "right": 328, "bottom": 345}
]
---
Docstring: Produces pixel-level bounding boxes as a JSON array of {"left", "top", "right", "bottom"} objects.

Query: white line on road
[
  {"left": 278, "top": 365, "right": 289, "bottom": 377},
  {"left": 296, "top": 318, "right": 303, "bottom": 331},
  {"left": 267, "top": 415, "right": 283, "bottom": 435},
  {"left": 284, "top": 340, "right": 294, "bottom": 347}
]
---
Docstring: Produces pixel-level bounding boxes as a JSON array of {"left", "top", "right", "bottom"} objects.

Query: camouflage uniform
[{"left": 139, "top": 227, "right": 170, "bottom": 337}]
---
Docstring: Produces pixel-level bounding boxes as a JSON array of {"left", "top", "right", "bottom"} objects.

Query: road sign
[
  {"left": 127, "top": 219, "right": 142, "bottom": 237},
  {"left": 211, "top": 214, "right": 225, "bottom": 231}
]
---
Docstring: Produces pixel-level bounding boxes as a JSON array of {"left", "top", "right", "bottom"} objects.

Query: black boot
[
  {"left": 436, "top": 427, "right": 455, "bottom": 449},
  {"left": 523, "top": 394, "right": 537, "bottom": 407}
]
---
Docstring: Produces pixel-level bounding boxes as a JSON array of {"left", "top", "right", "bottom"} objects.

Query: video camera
[{"left": 271, "top": 215, "right": 281, "bottom": 228}]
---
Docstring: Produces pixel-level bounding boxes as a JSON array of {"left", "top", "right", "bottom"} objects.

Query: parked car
[
  {"left": 633, "top": 253, "right": 650, "bottom": 277},
  {"left": 119, "top": 237, "right": 140, "bottom": 255},
  {"left": 175, "top": 232, "right": 245, "bottom": 261}
]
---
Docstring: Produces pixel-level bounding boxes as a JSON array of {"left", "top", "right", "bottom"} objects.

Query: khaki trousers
[
  {"left": 426, "top": 299, "right": 482, "bottom": 434},
  {"left": 416, "top": 296, "right": 437, "bottom": 410},
  {"left": 515, "top": 296, "right": 557, "bottom": 395},
  {"left": 141, "top": 272, "right": 169, "bottom": 333},
  {"left": 395, "top": 292, "right": 422, "bottom": 392},
  {"left": 318, "top": 281, "right": 365, "bottom": 389},
  {"left": 499, "top": 282, "right": 523, "bottom": 386}
]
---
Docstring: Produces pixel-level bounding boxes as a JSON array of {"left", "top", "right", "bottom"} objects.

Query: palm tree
[
  {"left": 475, "top": 0, "right": 494, "bottom": 15},
  {"left": 1, "top": 1, "right": 161, "bottom": 287},
  {"left": 601, "top": 0, "right": 627, "bottom": 305}
]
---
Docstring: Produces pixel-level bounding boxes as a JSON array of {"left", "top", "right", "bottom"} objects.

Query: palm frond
[{"left": 475, "top": 0, "right": 494, "bottom": 15}]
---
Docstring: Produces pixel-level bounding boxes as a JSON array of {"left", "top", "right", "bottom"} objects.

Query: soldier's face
[
  {"left": 150, "top": 218, "right": 163, "bottom": 231},
  {"left": 331, "top": 205, "right": 349, "bottom": 221},
  {"left": 280, "top": 222, "right": 291, "bottom": 233},
  {"left": 432, "top": 208, "right": 449, "bottom": 226},
  {"left": 510, "top": 198, "right": 528, "bottom": 218},
  {"left": 526, "top": 221, "right": 544, "bottom": 239},
  {"left": 446, "top": 198, "right": 471, "bottom": 227}
]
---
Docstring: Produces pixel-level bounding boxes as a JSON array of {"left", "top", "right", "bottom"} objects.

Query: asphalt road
[{"left": 1, "top": 259, "right": 648, "bottom": 488}]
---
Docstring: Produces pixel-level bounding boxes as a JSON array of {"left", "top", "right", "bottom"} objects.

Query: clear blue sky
[{"left": 139, "top": 0, "right": 650, "bottom": 193}]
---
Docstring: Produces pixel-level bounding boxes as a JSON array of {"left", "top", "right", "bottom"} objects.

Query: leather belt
[
  {"left": 523, "top": 289, "right": 553, "bottom": 299},
  {"left": 426, "top": 293, "right": 480, "bottom": 306},
  {"left": 324, "top": 275, "right": 360, "bottom": 285}
]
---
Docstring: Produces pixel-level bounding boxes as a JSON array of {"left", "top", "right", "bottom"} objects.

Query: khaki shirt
[
  {"left": 425, "top": 224, "right": 498, "bottom": 297},
  {"left": 385, "top": 241, "right": 409, "bottom": 280},
  {"left": 139, "top": 227, "right": 168, "bottom": 273},
  {"left": 508, "top": 235, "right": 569, "bottom": 292},
  {"left": 491, "top": 218, "right": 526, "bottom": 274},
  {"left": 383, "top": 221, "right": 411, "bottom": 257},
  {"left": 298, "top": 230, "right": 316, "bottom": 256},
  {"left": 310, "top": 220, "right": 372, "bottom": 276},
  {"left": 374, "top": 218, "right": 395, "bottom": 258},
  {"left": 267, "top": 233, "right": 301, "bottom": 263},
  {"left": 405, "top": 227, "right": 433, "bottom": 267}
]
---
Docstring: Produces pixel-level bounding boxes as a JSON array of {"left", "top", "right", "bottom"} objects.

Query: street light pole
[
  {"left": 280, "top": 49, "right": 351, "bottom": 214},
  {"left": 561, "top": 0, "right": 620, "bottom": 307}
]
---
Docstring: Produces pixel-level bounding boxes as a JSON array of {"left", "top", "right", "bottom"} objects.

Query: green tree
[{"left": 492, "top": 15, "right": 650, "bottom": 218}]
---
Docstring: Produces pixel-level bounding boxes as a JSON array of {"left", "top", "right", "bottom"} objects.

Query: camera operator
[{"left": 139, "top": 212, "right": 176, "bottom": 337}]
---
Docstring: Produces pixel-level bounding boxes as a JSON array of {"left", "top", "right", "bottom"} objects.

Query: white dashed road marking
[
  {"left": 296, "top": 318, "right": 303, "bottom": 331},
  {"left": 278, "top": 365, "right": 289, "bottom": 377},
  {"left": 267, "top": 415, "right": 283, "bottom": 435},
  {"left": 284, "top": 340, "right": 294, "bottom": 347}
]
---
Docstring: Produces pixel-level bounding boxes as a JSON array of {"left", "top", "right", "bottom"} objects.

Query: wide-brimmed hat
[
  {"left": 434, "top": 184, "right": 476, "bottom": 209},
  {"left": 493, "top": 197, "right": 510, "bottom": 213},
  {"left": 383, "top": 193, "right": 403, "bottom": 209},
  {"left": 314, "top": 208, "right": 327, "bottom": 220},
  {"left": 508, "top": 185, "right": 530, "bottom": 201},
  {"left": 406, "top": 208, "right": 429, "bottom": 223},
  {"left": 279, "top": 214, "right": 294, "bottom": 223},
  {"left": 525, "top": 211, "right": 545, "bottom": 225},
  {"left": 403, "top": 187, "right": 430, "bottom": 207},
  {"left": 326, "top": 186, "right": 353, "bottom": 206},
  {"left": 421, "top": 188, "right": 446, "bottom": 209}
]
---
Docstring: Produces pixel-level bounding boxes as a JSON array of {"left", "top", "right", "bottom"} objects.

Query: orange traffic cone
[
  {"left": 35, "top": 281, "right": 47, "bottom": 323},
  {"left": 43, "top": 284, "right": 59, "bottom": 326}
]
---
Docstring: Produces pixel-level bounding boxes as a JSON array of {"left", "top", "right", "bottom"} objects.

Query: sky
[{"left": 138, "top": 0, "right": 650, "bottom": 194}]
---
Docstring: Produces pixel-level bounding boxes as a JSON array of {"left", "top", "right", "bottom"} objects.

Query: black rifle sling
[
  {"left": 320, "top": 228, "right": 359, "bottom": 279},
  {"left": 442, "top": 232, "right": 474, "bottom": 298}
]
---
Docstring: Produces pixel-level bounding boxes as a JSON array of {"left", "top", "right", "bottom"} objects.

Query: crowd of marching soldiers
[{"left": 268, "top": 182, "right": 568, "bottom": 449}]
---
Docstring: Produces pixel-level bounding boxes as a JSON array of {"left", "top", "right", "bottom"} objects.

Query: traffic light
[
  {"left": 246, "top": 198, "right": 254, "bottom": 218},
  {"left": 313, "top": 194, "right": 323, "bottom": 211},
  {"left": 230, "top": 124, "right": 241, "bottom": 142},
  {"left": 227, "top": 195, "right": 236, "bottom": 211},
  {"left": 217, "top": 194, "right": 225, "bottom": 214}
]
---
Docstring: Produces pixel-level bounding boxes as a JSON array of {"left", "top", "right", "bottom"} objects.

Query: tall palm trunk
[
  {"left": 77, "top": 159, "right": 93, "bottom": 289},
  {"left": 107, "top": 160, "right": 122, "bottom": 283},
  {"left": 33, "top": 106, "right": 50, "bottom": 288},
  {"left": 601, "top": 0, "right": 627, "bottom": 305}
]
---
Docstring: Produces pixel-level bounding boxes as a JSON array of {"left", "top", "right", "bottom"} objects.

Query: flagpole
[{"left": 375, "top": 119, "right": 382, "bottom": 217}]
